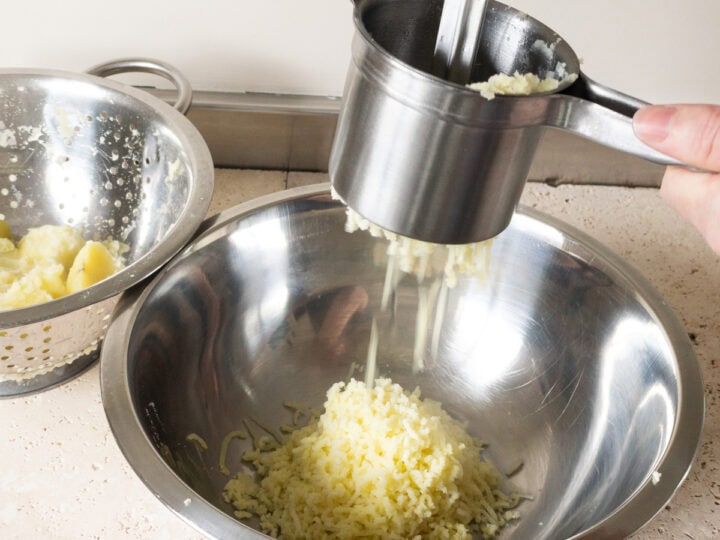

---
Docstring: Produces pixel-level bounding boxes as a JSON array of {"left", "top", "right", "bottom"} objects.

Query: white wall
[
  {"left": 510, "top": 0, "right": 720, "bottom": 104},
  {"left": 2, "top": 0, "right": 718, "bottom": 104}
]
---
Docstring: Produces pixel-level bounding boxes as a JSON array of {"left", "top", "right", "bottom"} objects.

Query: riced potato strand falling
[{"left": 336, "top": 189, "right": 494, "bottom": 288}]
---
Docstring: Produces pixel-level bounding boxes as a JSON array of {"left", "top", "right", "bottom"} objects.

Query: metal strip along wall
[{"left": 148, "top": 89, "right": 664, "bottom": 187}]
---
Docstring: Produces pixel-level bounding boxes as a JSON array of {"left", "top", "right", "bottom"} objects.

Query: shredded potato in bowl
[{"left": 223, "top": 379, "right": 520, "bottom": 539}]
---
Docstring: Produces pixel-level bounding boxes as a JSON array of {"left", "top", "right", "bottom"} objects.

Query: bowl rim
[
  {"left": 0, "top": 67, "right": 214, "bottom": 327},
  {"left": 100, "top": 183, "right": 705, "bottom": 539}
]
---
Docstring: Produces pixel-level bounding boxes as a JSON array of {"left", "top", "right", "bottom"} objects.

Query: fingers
[
  {"left": 660, "top": 166, "right": 720, "bottom": 255},
  {"left": 634, "top": 104, "right": 720, "bottom": 255},
  {"left": 634, "top": 104, "right": 720, "bottom": 171}
]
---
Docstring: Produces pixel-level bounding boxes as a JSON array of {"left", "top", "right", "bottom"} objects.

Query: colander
[{"left": 0, "top": 58, "right": 214, "bottom": 397}]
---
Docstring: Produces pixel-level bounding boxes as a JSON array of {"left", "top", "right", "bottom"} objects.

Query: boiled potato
[
  {"left": 18, "top": 225, "right": 85, "bottom": 271},
  {"left": 0, "top": 219, "right": 11, "bottom": 239},
  {"left": 0, "top": 222, "right": 126, "bottom": 310},
  {"left": 0, "top": 279, "right": 55, "bottom": 309},
  {"left": 0, "top": 264, "right": 66, "bottom": 309},
  {"left": 0, "top": 238, "right": 21, "bottom": 271},
  {"left": 66, "top": 241, "right": 121, "bottom": 294}
]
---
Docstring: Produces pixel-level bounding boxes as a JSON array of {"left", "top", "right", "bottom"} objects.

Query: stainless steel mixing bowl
[
  {"left": 101, "top": 185, "right": 704, "bottom": 539},
  {"left": 0, "top": 59, "right": 214, "bottom": 396}
]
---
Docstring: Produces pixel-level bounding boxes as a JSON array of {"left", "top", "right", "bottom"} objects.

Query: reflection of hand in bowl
[{"left": 314, "top": 286, "right": 369, "bottom": 357}]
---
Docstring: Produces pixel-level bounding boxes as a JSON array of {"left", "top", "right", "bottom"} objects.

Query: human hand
[{"left": 633, "top": 104, "right": 720, "bottom": 254}]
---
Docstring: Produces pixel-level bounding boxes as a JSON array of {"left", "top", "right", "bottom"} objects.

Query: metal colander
[{"left": 0, "top": 59, "right": 213, "bottom": 396}]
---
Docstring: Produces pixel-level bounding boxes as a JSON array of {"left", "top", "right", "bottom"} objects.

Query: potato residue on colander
[{"left": 0, "top": 221, "right": 127, "bottom": 310}]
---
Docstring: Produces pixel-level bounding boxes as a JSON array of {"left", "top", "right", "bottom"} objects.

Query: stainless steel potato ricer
[{"left": 330, "top": 0, "right": 694, "bottom": 244}]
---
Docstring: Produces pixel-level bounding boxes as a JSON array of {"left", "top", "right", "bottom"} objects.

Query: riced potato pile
[
  {"left": 0, "top": 222, "right": 127, "bottom": 310},
  {"left": 223, "top": 379, "right": 519, "bottom": 539}
]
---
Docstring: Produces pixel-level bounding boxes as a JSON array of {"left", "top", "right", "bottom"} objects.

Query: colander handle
[{"left": 86, "top": 58, "right": 193, "bottom": 115}]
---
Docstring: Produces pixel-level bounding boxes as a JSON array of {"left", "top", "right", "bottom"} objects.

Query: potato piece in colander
[
  {"left": 18, "top": 225, "right": 85, "bottom": 270},
  {"left": 67, "top": 241, "right": 124, "bottom": 294},
  {"left": 0, "top": 222, "right": 127, "bottom": 311},
  {"left": 0, "top": 220, "right": 11, "bottom": 240}
]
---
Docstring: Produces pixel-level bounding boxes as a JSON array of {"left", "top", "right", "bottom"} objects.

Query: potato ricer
[{"left": 330, "top": 0, "right": 694, "bottom": 244}]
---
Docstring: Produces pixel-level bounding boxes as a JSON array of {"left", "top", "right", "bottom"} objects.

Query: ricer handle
[{"left": 552, "top": 73, "right": 708, "bottom": 172}]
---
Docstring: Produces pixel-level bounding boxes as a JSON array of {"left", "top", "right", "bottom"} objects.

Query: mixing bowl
[
  {"left": 101, "top": 185, "right": 704, "bottom": 539},
  {"left": 0, "top": 59, "right": 213, "bottom": 396}
]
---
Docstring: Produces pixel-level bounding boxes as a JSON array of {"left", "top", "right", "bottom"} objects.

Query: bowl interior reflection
[{"left": 120, "top": 190, "right": 696, "bottom": 539}]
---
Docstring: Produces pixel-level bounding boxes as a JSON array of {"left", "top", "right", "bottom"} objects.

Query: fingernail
[{"left": 633, "top": 105, "right": 677, "bottom": 144}]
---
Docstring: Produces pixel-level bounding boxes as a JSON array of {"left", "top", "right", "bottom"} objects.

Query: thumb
[{"left": 633, "top": 104, "right": 720, "bottom": 171}]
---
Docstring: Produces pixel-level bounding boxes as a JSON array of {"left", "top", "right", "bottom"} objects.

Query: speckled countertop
[{"left": 0, "top": 169, "right": 718, "bottom": 539}]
